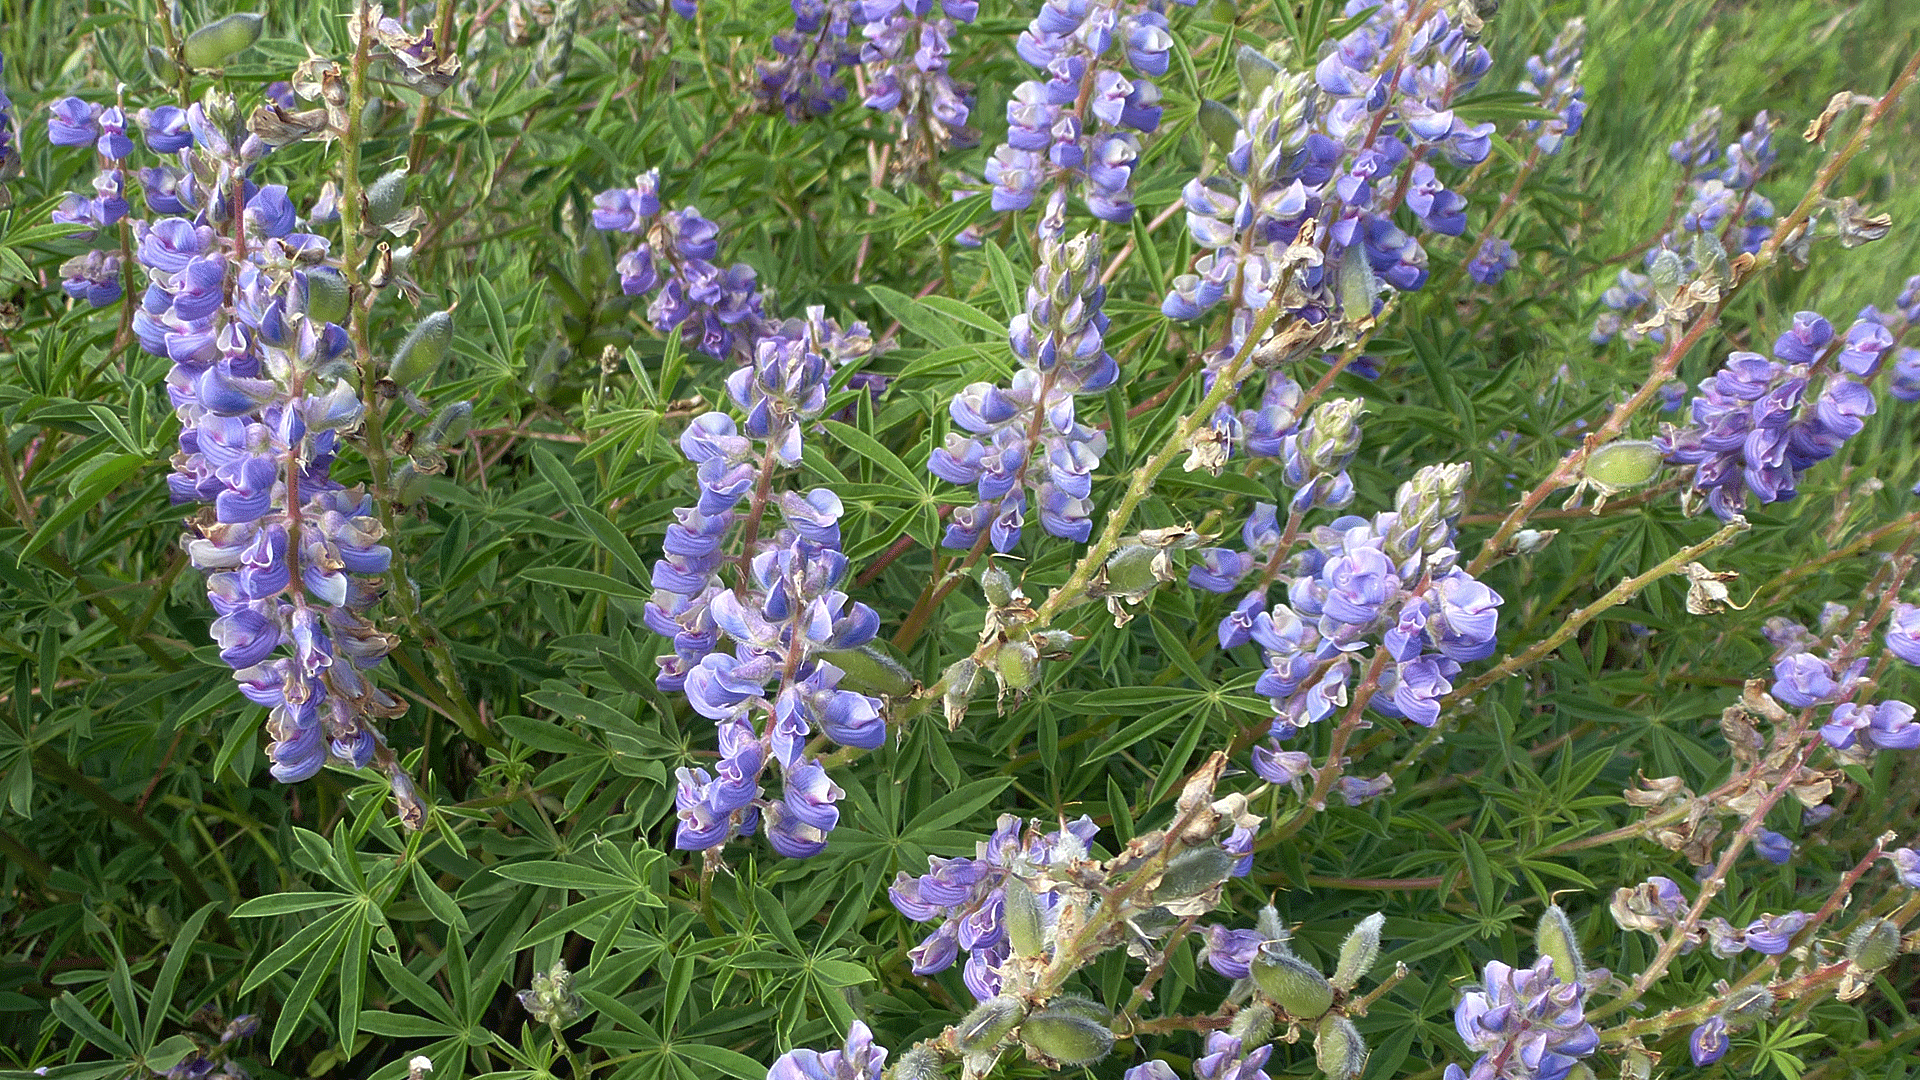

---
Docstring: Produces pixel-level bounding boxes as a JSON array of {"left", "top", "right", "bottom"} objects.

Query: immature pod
[
  {"left": 1332, "top": 912, "right": 1385, "bottom": 991},
  {"left": 995, "top": 641, "right": 1040, "bottom": 692},
  {"left": 182, "top": 13, "right": 264, "bottom": 69},
  {"left": 1101, "top": 544, "right": 1161, "bottom": 597},
  {"left": 1235, "top": 45, "right": 1283, "bottom": 97},
  {"left": 1251, "top": 949, "right": 1334, "bottom": 1019},
  {"left": 1313, "top": 1015, "right": 1366, "bottom": 1080},
  {"left": 941, "top": 657, "right": 980, "bottom": 727},
  {"left": 894, "top": 1047, "right": 944, "bottom": 1080},
  {"left": 303, "top": 267, "right": 350, "bottom": 326},
  {"left": 826, "top": 644, "right": 916, "bottom": 698},
  {"left": 146, "top": 45, "right": 181, "bottom": 84},
  {"left": 1157, "top": 845, "right": 1235, "bottom": 903},
  {"left": 1227, "top": 1002, "right": 1275, "bottom": 1046},
  {"left": 1003, "top": 875, "right": 1045, "bottom": 959},
  {"left": 1847, "top": 918, "right": 1901, "bottom": 971},
  {"left": 389, "top": 310, "right": 454, "bottom": 386},
  {"left": 1582, "top": 440, "right": 1664, "bottom": 491},
  {"left": 956, "top": 996, "right": 1025, "bottom": 1054},
  {"left": 1535, "top": 904, "right": 1586, "bottom": 984},
  {"left": 1197, "top": 100, "right": 1241, "bottom": 153},
  {"left": 366, "top": 169, "right": 410, "bottom": 227},
  {"left": 980, "top": 563, "right": 1016, "bottom": 607},
  {"left": 1722, "top": 985, "right": 1775, "bottom": 1027},
  {"left": 1019, "top": 1003, "right": 1114, "bottom": 1067},
  {"left": 1255, "top": 904, "right": 1288, "bottom": 944},
  {"left": 424, "top": 401, "right": 475, "bottom": 448},
  {"left": 392, "top": 461, "right": 432, "bottom": 505}
]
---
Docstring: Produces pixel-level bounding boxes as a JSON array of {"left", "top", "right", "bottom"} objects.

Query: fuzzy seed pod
[
  {"left": 366, "top": 169, "right": 410, "bottom": 226},
  {"left": 1846, "top": 918, "right": 1900, "bottom": 971},
  {"left": 1019, "top": 1006, "right": 1114, "bottom": 1067},
  {"left": 1313, "top": 1015, "right": 1366, "bottom": 1080},
  {"left": 1004, "top": 874, "right": 1045, "bottom": 958},
  {"left": 146, "top": 45, "right": 181, "bottom": 84},
  {"left": 182, "top": 13, "right": 264, "bottom": 69},
  {"left": 303, "top": 267, "right": 350, "bottom": 326},
  {"left": 393, "top": 461, "right": 432, "bottom": 505},
  {"left": 895, "top": 1047, "right": 944, "bottom": 1080},
  {"left": 956, "top": 996, "right": 1025, "bottom": 1053},
  {"left": 980, "top": 563, "right": 1015, "bottom": 607},
  {"left": 1722, "top": 985, "right": 1775, "bottom": 1027},
  {"left": 389, "top": 310, "right": 454, "bottom": 386},
  {"left": 424, "top": 401, "right": 474, "bottom": 448},
  {"left": 1042, "top": 996, "right": 1111, "bottom": 1023},
  {"left": 1158, "top": 845, "right": 1235, "bottom": 902},
  {"left": 827, "top": 644, "right": 916, "bottom": 698},
  {"left": 1227, "top": 1002, "right": 1275, "bottom": 1046},
  {"left": 1583, "top": 440, "right": 1664, "bottom": 490},
  {"left": 995, "top": 641, "right": 1040, "bottom": 692},
  {"left": 1252, "top": 950, "right": 1334, "bottom": 1019},
  {"left": 1197, "top": 100, "right": 1241, "bottom": 153},
  {"left": 1235, "top": 45, "right": 1282, "bottom": 96},
  {"left": 942, "top": 657, "right": 980, "bottom": 727},
  {"left": 1535, "top": 905, "right": 1586, "bottom": 984},
  {"left": 1255, "top": 904, "right": 1289, "bottom": 944},
  {"left": 1332, "top": 912, "right": 1385, "bottom": 990},
  {"left": 1102, "top": 544, "right": 1161, "bottom": 597}
]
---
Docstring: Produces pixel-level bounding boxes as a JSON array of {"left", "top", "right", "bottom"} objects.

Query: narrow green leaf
[{"left": 866, "top": 285, "right": 965, "bottom": 349}]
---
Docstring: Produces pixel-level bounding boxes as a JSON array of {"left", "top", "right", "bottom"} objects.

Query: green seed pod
[
  {"left": 980, "top": 563, "right": 1015, "bottom": 607},
  {"left": 182, "top": 13, "right": 264, "bottom": 69},
  {"left": 1565, "top": 1065, "right": 1596, "bottom": 1080},
  {"left": 1252, "top": 950, "right": 1334, "bottom": 1019},
  {"left": 826, "top": 643, "right": 916, "bottom": 698},
  {"left": 389, "top": 310, "right": 454, "bottom": 386},
  {"left": 1158, "top": 845, "right": 1235, "bottom": 902},
  {"left": 956, "top": 996, "right": 1025, "bottom": 1053},
  {"left": 425, "top": 401, "right": 474, "bottom": 448},
  {"left": 1619, "top": 1047, "right": 1654, "bottom": 1080},
  {"left": 942, "top": 657, "right": 980, "bottom": 727},
  {"left": 146, "top": 44, "right": 181, "bottom": 85},
  {"left": 1338, "top": 244, "right": 1379, "bottom": 318},
  {"left": 1846, "top": 918, "right": 1900, "bottom": 971},
  {"left": 1236, "top": 45, "right": 1283, "bottom": 96},
  {"left": 996, "top": 641, "right": 1040, "bottom": 692},
  {"left": 1583, "top": 440, "right": 1664, "bottom": 491},
  {"left": 1722, "top": 985, "right": 1774, "bottom": 1027},
  {"left": 1197, "top": 99, "right": 1242, "bottom": 153},
  {"left": 1227, "top": 1002, "right": 1275, "bottom": 1046},
  {"left": 1332, "top": 912, "right": 1385, "bottom": 991},
  {"left": 1041, "top": 996, "right": 1111, "bottom": 1024},
  {"left": 1102, "top": 544, "right": 1160, "bottom": 597},
  {"left": 366, "top": 168, "right": 409, "bottom": 226},
  {"left": 1255, "top": 905, "right": 1289, "bottom": 944},
  {"left": 1535, "top": 904, "right": 1586, "bottom": 985},
  {"left": 1019, "top": 1008, "right": 1114, "bottom": 1067},
  {"left": 304, "top": 266, "right": 350, "bottom": 326},
  {"left": 393, "top": 461, "right": 431, "bottom": 505},
  {"left": 895, "top": 1047, "right": 944, "bottom": 1080},
  {"left": 1313, "top": 1015, "right": 1366, "bottom": 1080},
  {"left": 1004, "top": 875, "right": 1045, "bottom": 959}
]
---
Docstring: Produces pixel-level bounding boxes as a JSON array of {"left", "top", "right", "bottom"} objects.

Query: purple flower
[
  {"left": 1821, "top": 700, "right": 1920, "bottom": 753},
  {"left": 1752, "top": 828, "right": 1793, "bottom": 865},
  {"left": 1886, "top": 604, "right": 1920, "bottom": 666},
  {"left": 1888, "top": 847, "right": 1920, "bottom": 889},
  {"left": 1197, "top": 925, "right": 1265, "bottom": 980},
  {"left": 1467, "top": 238, "right": 1518, "bottom": 285},
  {"left": 1449, "top": 956, "right": 1598, "bottom": 1080},
  {"left": 769, "top": 1022, "right": 889, "bottom": 1080},
  {"left": 1771, "top": 653, "right": 1842, "bottom": 708},
  {"left": 1690, "top": 1016, "right": 1729, "bottom": 1067}
]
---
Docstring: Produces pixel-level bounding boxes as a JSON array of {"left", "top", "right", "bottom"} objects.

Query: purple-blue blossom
[
  {"left": 861, "top": 0, "right": 978, "bottom": 167},
  {"left": 1820, "top": 700, "right": 1920, "bottom": 754},
  {"left": 1517, "top": 18, "right": 1585, "bottom": 156},
  {"left": 1690, "top": 1015, "right": 1729, "bottom": 1066},
  {"left": 1885, "top": 603, "right": 1920, "bottom": 665},
  {"left": 1444, "top": 956, "right": 1598, "bottom": 1080},
  {"left": 1888, "top": 847, "right": 1920, "bottom": 889},
  {"left": 768, "top": 1022, "right": 888, "bottom": 1080},
  {"left": 591, "top": 170, "right": 768, "bottom": 360},
  {"left": 758, "top": 0, "right": 868, "bottom": 122}
]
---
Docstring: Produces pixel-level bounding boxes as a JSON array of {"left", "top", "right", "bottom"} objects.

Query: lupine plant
[{"left": 2, "top": 3, "right": 1919, "bottom": 1080}]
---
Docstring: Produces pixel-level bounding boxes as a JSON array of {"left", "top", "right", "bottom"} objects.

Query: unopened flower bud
[
  {"left": 1847, "top": 918, "right": 1900, "bottom": 971},
  {"left": 366, "top": 168, "right": 410, "bottom": 226},
  {"left": 408, "top": 1055, "right": 434, "bottom": 1080},
  {"left": 1252, "top": 949, "right": 1334, "bottom": 1018},
  {"left": 1019, "top": 1004, "right": 1114, "bottom": 1067},
  {"left": 996, "top": 641, "right": 1040, "bottom": 692},
  {"left": 1157, "top": 845, "right": 1235, "bottom": 902},
  {"left": 1004, "top": 875, "right": 1045, "bottom": 958},
  {"left": 980, "top": 563, "right": 1015, "bottom": 607},
  {"left": 1535, "top": 904, "right": 1586, "bottom": 984},
  {"left": 182, "top": 13, "right": 263, "bottom": 69},
  {"left": 1313, "top": 1015, "right": 1366, "bottom": 1080},
  {"left": 1583, "top": 440, "right": 1663, "bottom": 490},
  {"left": 517, "top": 959, "right": 583, "bottom": 1027},
  {"left": 956, "top": 996, "right": 1025, "bottom": 1053},
  {"left": 1332, "top": 912, "right": 1385, "bottom": 990},
  {"left": 1227, "top": 1002, "right": 1275, "bottom": 1046},
  {"left": 389, "top": 310, "right": 453, "bottom": 386}
]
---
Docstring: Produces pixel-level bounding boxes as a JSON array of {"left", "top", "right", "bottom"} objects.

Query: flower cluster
[
  {"left": 1656, "top": 310, "right": 1886, "bottom": 519},
  {"left": 757, "top": 0, "right": 869, "bottom": 123},
  {"left": 1517, "top": 18, "right": 1586, "bottom": 157},
  {"left": 48, "top": 91, "right": 418, "bottom": 812},
  {"left": 984, "top": 0, "right": 1184, "bottom": 225},
  {"left": 591, "top": 169, "right": 768, "bottom": 360},
  {"left": 928, "top": 231, "right": 1114, "bottom": 551},
  {"left": 888, "top": 813, "right": 1098, "bottom": 999},
  {"left": 650, "top": 314, "right": 889, "bottom": 858},
  {"left": 1609, "top": 877, "right": 1812, "bottom": 958},
  {"left": 1885, "top": 276, "right": 1920, "bottom": 401},
  {"left": 1197, "top": 463, "right": 1501, "bottom": 780},
  {"left": 1445, "top": 957, "right": 1599, "bottom": 1080},
  {"left": 1127, "top": 1033, "right": 1272, "bottom": 1080},
  {"left": 768, "top": 1022, "right": 889, "bottom": 1080},
  {"left": 1593, "top": 109, "right": 1779, "bottom": 345},
  {"left": 48, "top": 96, "right": 138, "bottom": 294},
  {"left": 861, "top": 0, "right": 979, "bottom": 175}
]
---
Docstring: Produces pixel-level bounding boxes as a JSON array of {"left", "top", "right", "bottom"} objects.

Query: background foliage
[{"left": 1, "top": 0, "right": 1918, "bottom": 1078}]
